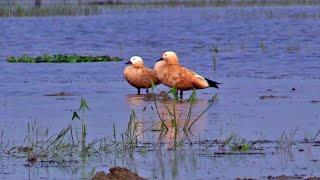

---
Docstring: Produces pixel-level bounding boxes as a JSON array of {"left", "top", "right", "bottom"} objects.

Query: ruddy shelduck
[
  {"left": 124, "top": 56, "right": 159, "bottom": 94},
  {"left": 155, "top": 51, "right": 220, "bottom": 98}
]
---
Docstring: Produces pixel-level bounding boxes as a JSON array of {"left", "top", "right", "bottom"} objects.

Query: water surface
[{"left": 0, "top": 5, "right": 320, "bottom": 179}]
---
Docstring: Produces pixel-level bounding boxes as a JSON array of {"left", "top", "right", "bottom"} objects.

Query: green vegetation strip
[{"left": 7, "top": 54, "right": 122, "bottom": 63}]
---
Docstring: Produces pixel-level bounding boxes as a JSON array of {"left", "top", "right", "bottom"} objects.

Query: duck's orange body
[
  {"left": 155, "top": 51, "right": 220, "bottom": 98},
  {"left": 124, "top": 56, "right": 159, "bottom": 94},
  {"left": 124, "top": 66, "right": 159, "bottom": 89},
  {"left": 157, "top": 64, "right": 212, "bottom": 90}
]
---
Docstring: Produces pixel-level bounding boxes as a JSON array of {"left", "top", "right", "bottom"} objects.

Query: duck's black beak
[
  {"left": 157, "top": 57, "right": 164, "bottom": 61},
  {"left": 125, "top": 61, "right": 132, "bottom": 64}
]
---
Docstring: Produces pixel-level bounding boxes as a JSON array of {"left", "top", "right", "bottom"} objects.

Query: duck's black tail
[{"left": 205, "top": 78, "right": 220, "bottom": 89}]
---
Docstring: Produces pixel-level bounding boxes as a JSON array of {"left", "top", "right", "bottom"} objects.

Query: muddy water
[{"left": 0, "top": 5, "right": 320, "bottom": 179}]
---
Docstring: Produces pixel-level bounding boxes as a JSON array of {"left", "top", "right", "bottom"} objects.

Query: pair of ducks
[{"left": 123, "top": 51, "right": 220, "bottom": 99}]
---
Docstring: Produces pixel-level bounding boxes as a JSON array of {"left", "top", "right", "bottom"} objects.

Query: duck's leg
[
  {"left": 137, "top": 88, "right": 141, "bottom": 95},
  {"left": 174, "top": 90, "right": 178, "bottom": 99},
  {"left": 146, "top": 88, "right": 149, "bottom": 93},
  {"left": 179, "top": 90, "right": 183, "bottom": 99}
]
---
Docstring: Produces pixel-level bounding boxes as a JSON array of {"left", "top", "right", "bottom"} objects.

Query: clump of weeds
[
  {"left": 276, "top": 129, "right": 298, "bottom": 151},
  {"left": 0, "top": 87, "right": 219, "bottom": 172},
  {"left": 219, "top": 133, "right": 252, "bottom": 152},
  {"left": 147, "top": 86, "right": 218, "bottom": 149},
  {"left": 303, "top": 129, "right": 320, "bottom": 143},
  {"left": 4, "top": 98, "right": 111, "bottom": 165}
]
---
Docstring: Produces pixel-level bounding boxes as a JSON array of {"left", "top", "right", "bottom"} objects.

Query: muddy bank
[{"left": 93, "top": 167, "right": 145, "bottom": 180}]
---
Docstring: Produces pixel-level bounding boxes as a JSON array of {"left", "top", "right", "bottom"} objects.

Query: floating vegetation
[
  {"left": 259, "top": 95, "right": 290, "bottom": 100},
  {"left": 44, "top": 92, "right": 75, "bottom": 97},
  {"left": 7, "top": 54, "right": 122, "bottom": 63},
  {"left": 310, "top": 100, "right": 320, "bottom": 104}
]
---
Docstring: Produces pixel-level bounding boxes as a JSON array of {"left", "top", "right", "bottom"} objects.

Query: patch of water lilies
[{"left": 7, "top": 54, "right": 122, "bottom": 63}]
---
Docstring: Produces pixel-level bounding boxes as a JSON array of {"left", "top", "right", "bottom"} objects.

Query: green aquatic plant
[
  {"left": 72, "top": 98, "right": 91, "bottom": 158},
  {"left": 123, "top": 110, "right": 139, "bottom": 148},
  {"left": 1, "top": 91, "right": 216, "bottom": 166},
  {"left": 211, "top": 45, "right": 218, "bottom": 71},
  {"left": 168, "top": 87, "right": 180, "bottom": 101},
  {"left": 151, "top": 87, "right": 218, "bottom": 132},
  {"left": 183, "top": 89, "right": 197, "bottom": 131},
  {"left": 0, "top": 130, "right": 3, "bottom": 151},
  {"left": 220, "top": 133, "right": 252, "bottom": 152},
  {"left": 3, "top": 98, "right": 111, "bottom": 164},
  {"left": 230, "top": 140, "right": 251, "bottom": 152},
  {"left": 185, "top": 93, "right": 218, "bottom": 131},
  {"left": 7, "top": 54, "right": 122, "bottom": 63},
  {"left": 151, "top": 84, "right": 169, "bottom": 131}
]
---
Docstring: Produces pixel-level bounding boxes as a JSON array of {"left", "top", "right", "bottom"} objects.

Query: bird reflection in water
[{"left": 125, "top": 92, "right": 218, "bottom": 148}]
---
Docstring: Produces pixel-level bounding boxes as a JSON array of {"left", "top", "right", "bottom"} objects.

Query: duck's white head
[
  {"left": 126, "top": 56, "right": 144, "bottom": 68},
  {"left": 157, "top": 51, "right": 179, "bottom": 65}
]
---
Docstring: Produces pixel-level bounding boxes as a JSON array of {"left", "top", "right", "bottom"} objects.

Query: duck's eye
[
  {"left": 164, "top": 54, "right": 167, "bottom": 57},
  {"left": 133, "top": 58, "right": 136, "bottom": 60}
]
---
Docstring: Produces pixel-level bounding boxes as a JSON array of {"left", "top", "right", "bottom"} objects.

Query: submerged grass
[
  {"left": 213, "top": 133, "right": 253, "bottom": 152},
  {"left": 0, "top": 87, "right": 220, "bottom": 166},
  {"left": 304, "top": 129, "right": 320, "bottom": 143},
  {"left": 152, "top": 87, "right": 218, "bottom": 133},
  {"left": 2, "top": 93, "right": 320, "bottom": 180},
  {"left": 7, "top": 54, "right": 122, "bottom": 63},
  {"left": 1, "top": 90, "right": 215, "bottom": 165},
  {"left": 4, "top": 98, "right": 111, "bottom": 165},
  {"left": 6, "top": 89, "right": 319, "bottom": 179}
]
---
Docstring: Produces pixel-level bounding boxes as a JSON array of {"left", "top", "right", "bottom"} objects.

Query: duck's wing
[
  {"left": 188, "top": 69, "right": 220, "bottom": 89},
  {"left": 190, "top": 70, "right": 206, "bottom": 81},
  {"left": 187, "top": 69, "right": 209, "bottom": 89},
  {"left": 142, "top": 68, "right": 160, "bottom": 85}
]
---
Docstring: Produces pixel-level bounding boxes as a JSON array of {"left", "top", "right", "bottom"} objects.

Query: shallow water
[{"left": 0, "top": 5, "right": 320, "bottom": 179}]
